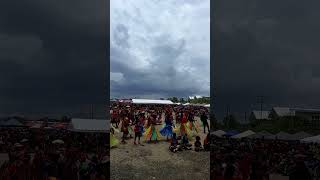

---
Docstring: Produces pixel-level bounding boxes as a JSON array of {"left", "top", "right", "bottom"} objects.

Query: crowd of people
[
  {"left": 0, "top": 127, "right": 109, "bottom": 180},
  {"left": 211, "top": 136, "right": 320, "bottom": 180},
  {"left": 110, "top": 102, "right": 211, "bottom": 152}
]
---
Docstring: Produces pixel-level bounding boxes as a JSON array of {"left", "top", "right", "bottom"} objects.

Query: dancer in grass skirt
[
  {"left": 121, "top": 117, "right": 129, "bottom": 144},
  {"left": 178, "top": 112, "right": 193, "bottom": 140},
  {"left": 160, "top": 112, "right": 174, "bottom": 141},
  {"left": 111, "top": 108, "right": 119, "bottom": 128},
  {"left": 188, "top": 112, "right": 199, "bottom": 134},
  {"left": 144, "top": 116, "right": 160, "bottom": 143},
  {"left": 110, "top": 125, "right": 119, "bottom": 148},
  {"left": 127, "top": 118, "right": 134, "bottom": 138},
  {"left": 134, "top": 114, "right": 145, "bottom": 145}
]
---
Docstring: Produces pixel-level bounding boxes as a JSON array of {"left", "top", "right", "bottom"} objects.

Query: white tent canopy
[
  {"left": 232, "top": 130, "right": 255, "bottom": 139},
  {"left": 301, "top": 135, "right": 320, "bottom": 143},
  {"left": 274, "top": 131, "right": 293, "bottom": 140},
  {"left": 211, "top": 130, "right": 226, "bottom": 137},
  {"left": 291, "top": 131, "right": 312, "bottom": 140},
  {"left": 204, "top": 104, "right": 210, "bottom": 107},
  {"left": 70, "top": 118, "right": 109, "bottom": 133},
  {"left": 132, "top": 99, "right": 174, "bottom": 105},
  {"left": 248, "top": 131, "right": 273, "bottom": 139}
]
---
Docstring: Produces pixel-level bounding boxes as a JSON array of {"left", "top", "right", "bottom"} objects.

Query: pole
[
  {"left": 245, "top": 112, "right": 247, "bottom": 123},
  {"left": 257, "top": 96, "right": 264, "bottom": 124},
  {"left": 226, "top": 105, "right": 230, "bottom": 129}
]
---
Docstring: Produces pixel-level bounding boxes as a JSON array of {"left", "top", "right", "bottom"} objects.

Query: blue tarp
[{"left": 224, "top": 130, "right": 239, "bottom": 136}]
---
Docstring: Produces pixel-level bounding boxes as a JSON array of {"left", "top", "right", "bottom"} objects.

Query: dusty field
[{"left": 111, "top": 117, "right": 210, "bottom": 180}]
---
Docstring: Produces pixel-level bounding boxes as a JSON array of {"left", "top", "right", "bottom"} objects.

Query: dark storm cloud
[
  {"left": 110, "top": 0, "right": 210, "bottom": 99},
  {"left": 214, "top": 0, "right": 320, "bottom": 120},
  {"left": 0, "top": 1, "right": 107, "bottom": 116}
]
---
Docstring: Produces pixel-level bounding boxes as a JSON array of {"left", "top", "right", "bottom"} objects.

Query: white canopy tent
[
  {"left": 291, "top": 131, "right": 312, "bottom": 140},
  {"left": 204, "top": 104, "right": 210, "bottom": 107},
  {"left": 132, "top": 99, "right": 174, "bottom": 105},
  {"left": 211, "top": 130, "right": 226, "bottom": 137},
  {"left": 301, "top": 135, "right": 320, "bottom": 143},
  {"left": 232, "top": 130, "right": 255, "bottom": 139},
  {"left": 70, "top": 118, "right": 109, "bottom": 133},
  {"left": 274, "top": 131, "right": 293, "bottom": 140},
  {"left": 248, "top": 131, "right": 273, "bottom": 139}
]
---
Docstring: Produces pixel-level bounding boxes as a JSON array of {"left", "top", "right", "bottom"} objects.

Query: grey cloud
[
  {"left": 214, "top": 0, "right": 320, "bottom": 120},
  {"left": 111, "top": 0, "right": 209, "bottom": 99},
  {"left": 0, "top": 0, "right": 107, "bottom": 117}
]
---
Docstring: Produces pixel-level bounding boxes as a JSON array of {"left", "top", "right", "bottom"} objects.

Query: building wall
[{"left": 295, "top": 111, "right": 320, "bottom": 128}]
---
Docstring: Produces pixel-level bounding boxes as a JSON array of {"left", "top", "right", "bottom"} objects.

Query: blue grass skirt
[{"left": 160, "top": 125, "right": 173, "bottom": 137}]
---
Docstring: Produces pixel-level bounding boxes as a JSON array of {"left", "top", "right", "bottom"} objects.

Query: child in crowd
[
  {"left": 181, "top": 134, "right": 192, "bottom": 150},
  {"left": 134, "top": 116, "right": 144, "bottom": 145},
  {"left": 194, "top": 136, "right": 202, "bottom": 152},
  {"left": 169, "top": 133, "right": 181, "bottom": 153}
]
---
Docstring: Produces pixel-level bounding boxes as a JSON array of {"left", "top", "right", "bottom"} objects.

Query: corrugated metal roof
[
  {"left": 272, "top": 107, "right": 320, "bottom": 117},
  {"left": 292, "top": 108, "right": 320, "bottom": 113},
  {"left": 273, "top": 107, "right": 295, "bottom": 117},
  {"left": 0, "top": 119, "right": 24, "bottom": 127},
  {"left": 70, "top": 118, "right": 109, "bottom": 133},
  {"left": 252, "top": 111, "right": 270, "bottom": 119}
]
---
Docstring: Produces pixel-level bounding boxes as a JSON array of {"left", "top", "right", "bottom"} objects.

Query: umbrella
[
  {"left": 20, "top": 139, "right": 29, "bottom": 143},
  {"left": 294, "top": 154, "right": 306, "bottom": 158},
  {"left": 14, "top": 143, "right": 23, "bottom": 147},
  {"left": 211, "top": 130, "right": 226, "bottom": 137},
  {"left": 52, "top": 139, "right": 64, "bottom": 144}
]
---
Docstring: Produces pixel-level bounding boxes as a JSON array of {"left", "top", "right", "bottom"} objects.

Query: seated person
[
  {"left": 194, "top": 136, "right": 203, "bottom": 152},
  {"left": 181, "top": 134, "right": 192, "bottom": 150},
  {"left": 169, "top": 133, "right": 181, "bottom": 153}
]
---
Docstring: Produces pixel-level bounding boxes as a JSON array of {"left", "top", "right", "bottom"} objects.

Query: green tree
[
  {"left": 172, "top": 97, "right": 178, "bottom": 103},
  {"left": 179, "top": 98, "right": 185, "bottom": 103},
  {"left": 168, "top": 97, "right": 179, "bottom": 103}
]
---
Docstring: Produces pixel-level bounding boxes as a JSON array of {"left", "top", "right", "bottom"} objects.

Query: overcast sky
[
  {"left": 110, "top": 0, "right": 210, "bottom": 99},
  {"left": 214, "top": 0, "right": 320, "bottom": 120},
  {"left": 0, "top": 1, "right": 107, "bottom": 117}
]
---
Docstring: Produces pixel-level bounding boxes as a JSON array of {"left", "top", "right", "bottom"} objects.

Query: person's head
[
  {"left": 196, "top": 136, "right": 201, "bottom": 141},
  {"left": 173, "top": 133, "right": 177, "bottom": 139}
]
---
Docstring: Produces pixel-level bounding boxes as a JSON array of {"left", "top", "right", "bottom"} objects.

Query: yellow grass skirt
[
  {"left": 144, "top": 125, "right": 161, "bottom": 141},
  {"left": 110, "top": 133, "right": 119, "bottom": 148},
  {"left": 176, "top": 123, "right": 193, "bottom": 140}
]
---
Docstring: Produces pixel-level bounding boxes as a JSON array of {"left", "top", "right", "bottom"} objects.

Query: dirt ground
[{"left": 110, "top": 116, "right": 210, "bottom": 180}]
